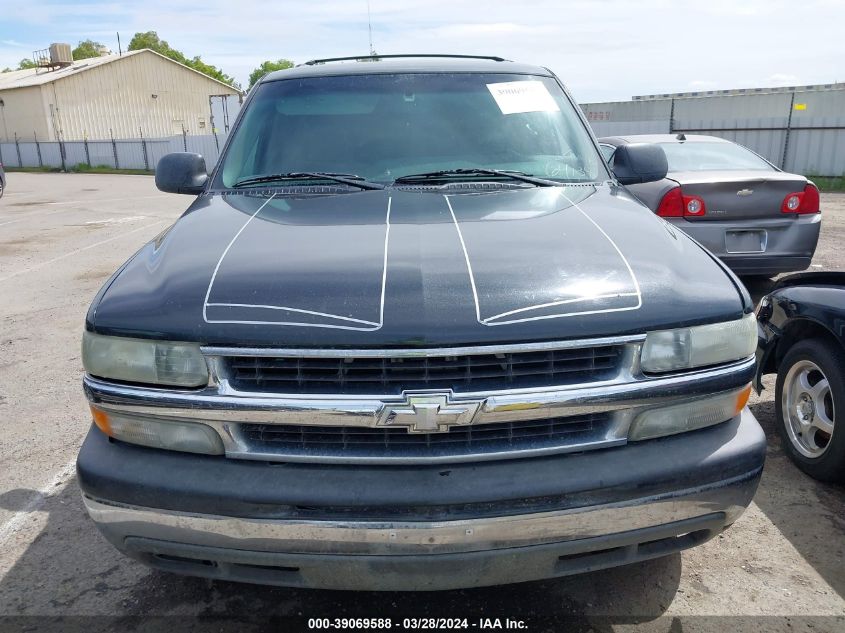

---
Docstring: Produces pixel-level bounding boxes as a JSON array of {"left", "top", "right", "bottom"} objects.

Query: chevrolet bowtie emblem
[{"left": 380, "top": 393, "right": 483, "bottom": 433}]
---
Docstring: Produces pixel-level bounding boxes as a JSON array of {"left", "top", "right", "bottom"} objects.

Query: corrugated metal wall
[
  {"left": 582, "top": 88, "right": 845, "bottom": 176},
  {"left": 0, "top": 86, "right": 51, "bottom": 142},
  {"left": 48, "top": 51, "right": 239, "bottom": 141}
]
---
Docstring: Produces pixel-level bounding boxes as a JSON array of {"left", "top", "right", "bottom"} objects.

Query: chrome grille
[
  {"left": 224, "top": 345, "right": 624, "bottom": 395},
  {"left": 240, "top": 412, "right": 612, "bottom": 461}
]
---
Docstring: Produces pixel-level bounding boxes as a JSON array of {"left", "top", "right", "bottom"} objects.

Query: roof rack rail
[{"left": 301, "top": 54, "right": 507, "bottom": 66}]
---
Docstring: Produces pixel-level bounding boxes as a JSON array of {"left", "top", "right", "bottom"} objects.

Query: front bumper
[
  {"left": 666, "top": 214, "right": 821, "bottom": 275},
  {"left": 78, "top": 408, "right": 766, "bottom": 590}
]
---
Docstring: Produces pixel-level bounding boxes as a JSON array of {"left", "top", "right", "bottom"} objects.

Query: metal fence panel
[
  {"left": 86, "top": 141, "right": 117, "bottom": 168},
  {"left": 674, "top": 93, "right": 792, "bottom": 130},
  {"left": 184, "top": 134, "right": 222, "bottom": 167},
  {"left": 790, "top": 90, "right": 845, "bottom": 128},
  {"left": 787, "top": 129, "right": 845, "bottom": 176},
  {"left": 38, "top": 143, "right": 64, "bottom": 168},
  {"left": 63, "top": 142, "right": 89, "bottom": 167},
  {"left": 581, "top": 100, "right": 673, "bottom": 125},
  {"left": 0, "top": 143, "right": 19, "bottom": 167},
  {"left": 18, "top": 142, "right": 39, "bottom": 166},
  {"left": 583, "top": 88, "right": 845, "bottom": 175},
  {"left": 114, "top": 140, "right": 148, "bottom": 170},
  {"left": 145, "top": 139, "right": 174, "bottom": 170},
  {"left": 589, "top": 120, "right": 670, "bottom": 137}
]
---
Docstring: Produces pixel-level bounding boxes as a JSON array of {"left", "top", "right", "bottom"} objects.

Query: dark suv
[{"left": 77, "top": 55, "right": 765, "bottom": 590}]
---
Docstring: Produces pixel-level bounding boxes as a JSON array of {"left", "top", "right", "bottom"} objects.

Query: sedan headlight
[
  {"left": 640, "top": 313, "right": 756, "bottom": 374},
  {"left": 82, "top": 331, "right": 209, "bottom": 387}
]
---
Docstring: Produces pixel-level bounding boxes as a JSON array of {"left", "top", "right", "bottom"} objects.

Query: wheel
[
  {"left": 0, "top": 177, "right": 4, "bottom": 198},
  {"left": 775, "top": 338, "right": 845, "bottom": 482}
]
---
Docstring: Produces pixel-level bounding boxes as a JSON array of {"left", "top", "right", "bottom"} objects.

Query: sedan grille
[
  {"left": 240, "top": 412, "right": 613, "bottom": 461},
  {"left": 224, "top": 345, "right": 624, "bottom": 395}
]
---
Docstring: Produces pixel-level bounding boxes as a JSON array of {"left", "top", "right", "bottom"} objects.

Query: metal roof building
[{"left": 0, "top": 49, "right": 240, "bottom": 142}]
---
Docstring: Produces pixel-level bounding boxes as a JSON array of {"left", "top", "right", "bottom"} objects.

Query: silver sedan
[{"left": 598, "top": 134, "right": 821, "bottom": 276}]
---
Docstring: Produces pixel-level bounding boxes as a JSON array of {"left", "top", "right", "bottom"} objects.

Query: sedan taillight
[
  {"left": 781, "top": 184, "right": 820, "bottom": 214},
  {"left": 682, "top": 194, "right": 706, "bottom": 217},
  {"left": 656, "top": 186, "right": 683, "bottom": 217},
  {"left": 656, "top": 186, "right": 706, "bottom": 217}
]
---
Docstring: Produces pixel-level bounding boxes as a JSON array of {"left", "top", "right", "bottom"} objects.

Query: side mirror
[
  {"left": 611, "top": 143, "right": 668, "bottom": 185},
  {"left": 155, "top": 153, "right": 208, "bottom": 195}
]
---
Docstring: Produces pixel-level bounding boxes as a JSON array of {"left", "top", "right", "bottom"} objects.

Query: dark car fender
[{"left": 754, "top": 278, "right": 845, "bottom": 392}]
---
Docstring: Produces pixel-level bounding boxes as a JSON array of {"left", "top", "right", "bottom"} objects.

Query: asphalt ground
[{"left": 0, "top": 173, "right": 843, "bottom": 632}]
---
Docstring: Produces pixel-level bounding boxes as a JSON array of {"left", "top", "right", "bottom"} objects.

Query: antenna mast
[{"left": 366, "top": 0, "right": 376, "bottom": 55}]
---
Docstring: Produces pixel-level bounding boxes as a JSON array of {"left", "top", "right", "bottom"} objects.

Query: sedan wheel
[
  {"left": 782, "top": 359, "right": 834, "bottom": 457},
  {"left": 775, "top": 338, "right": 845, "bottom": 482}
]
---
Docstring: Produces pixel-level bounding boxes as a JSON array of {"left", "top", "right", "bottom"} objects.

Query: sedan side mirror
[
  {"left": 611, "top": 143, "right": 668, "bottom": 185},
  {"left": 155, "top": 153, "right": 208, "bottom": 195}
]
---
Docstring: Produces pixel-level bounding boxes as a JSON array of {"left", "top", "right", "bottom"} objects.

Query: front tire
[{"left": 775, "top": 338, "right": 845, "bottom": 482}]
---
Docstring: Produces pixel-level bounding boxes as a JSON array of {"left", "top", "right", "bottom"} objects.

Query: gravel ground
[{"left": 0, "top": 173, "right": 842, "bottom": 632}]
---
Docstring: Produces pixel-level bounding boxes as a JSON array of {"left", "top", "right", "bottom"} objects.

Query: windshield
[
  {"left": 659, "top": 141, "right": 774, "bottom": 172},
  {"left": 218, "top": 73, "right": 604, "bottom": 188}
]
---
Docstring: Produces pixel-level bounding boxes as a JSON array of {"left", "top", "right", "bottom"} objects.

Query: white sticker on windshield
[{"left": 486, "top": 80, "right": 560, "bottom": 115}]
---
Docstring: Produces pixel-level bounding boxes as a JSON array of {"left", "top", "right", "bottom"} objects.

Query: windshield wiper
[
  {"left": 233, "top": 172, "right": 385, "bottom": 190},
  {"left": 392, "top": 168, "right": 558, "bottom": 187}
]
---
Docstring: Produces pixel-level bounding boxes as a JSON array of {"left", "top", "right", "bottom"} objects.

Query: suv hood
[{"left": 89, "top": 184, "right": 748, "bottom": 347}]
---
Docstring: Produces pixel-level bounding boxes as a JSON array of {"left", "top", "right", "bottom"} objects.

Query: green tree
[
  {"left": 73, "top": 39, "right": 106, "bottom": 60},
  {"left": 248, "top": 59, "right": 294, "bottom": 88},
  {"left": 17, "top": 58, "right": 37, "bottom": 70},
  {"left": 127, "top": 31, "right": 238, "bottom": 88}
]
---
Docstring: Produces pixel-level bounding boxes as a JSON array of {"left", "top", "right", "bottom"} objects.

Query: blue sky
[{"left": 1, "top": 0, "right": 843, "bottom": 102}]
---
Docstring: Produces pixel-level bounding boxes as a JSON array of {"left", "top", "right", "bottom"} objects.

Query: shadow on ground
[{"left": 748, "top": 397, "right": 845, "bottom": 600}]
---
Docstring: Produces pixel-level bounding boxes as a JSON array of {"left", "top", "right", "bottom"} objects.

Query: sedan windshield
[
  {"left": 218, "top": 73, "right": 604, "bottom": 188},
  {"left": 659, "top": 141, "right": 774, "bottom": 172}
]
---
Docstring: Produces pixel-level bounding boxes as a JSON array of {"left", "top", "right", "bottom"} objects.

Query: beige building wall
[
  {"left": 0, "top": 86, "right": 51, "bottom": 142},
  {"left": 0, "top": 50, "right": 240, "bottom": 141},
  {"left": 48, "top": 51, "right": 239, "bottom": 140}
]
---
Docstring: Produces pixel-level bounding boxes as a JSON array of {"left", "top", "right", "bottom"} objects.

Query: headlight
[
  {"left": 82, "top": 332, "right": 208, "bottom": 387},
  {"left": 91, "top": 407, "right": 224, "bottom": 455},
  {"left": 640, "top": 313, "right": 756, "bottom": 373},
  {"left": 628, "top": 385, "right": 751, "bottom": 441}
]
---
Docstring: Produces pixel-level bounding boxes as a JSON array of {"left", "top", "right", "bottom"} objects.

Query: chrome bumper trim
[{"left": 83, "top": 467, "right": 759, "bottom": 556}]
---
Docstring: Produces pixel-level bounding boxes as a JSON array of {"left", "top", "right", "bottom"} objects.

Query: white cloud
[
  {"left": 766, "top": 73, "right": 801, "bottom": 85},
  {"left": 429, "top": 22, "right": 560, "bottom": 38},
  {"left": 688, "top": 80, "right": 718, "bottom": 90}
]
